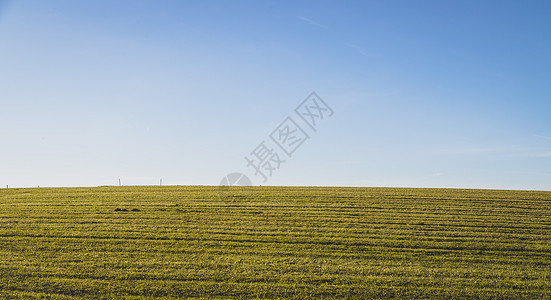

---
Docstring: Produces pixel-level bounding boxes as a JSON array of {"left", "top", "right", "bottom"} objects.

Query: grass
[{"left": 0, "top": 186, "right": 550, "bottom": 299}]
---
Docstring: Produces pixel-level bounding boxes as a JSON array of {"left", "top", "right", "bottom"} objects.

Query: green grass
[{"left": 0, "top": 186, "right": 550, "bottom": 299}]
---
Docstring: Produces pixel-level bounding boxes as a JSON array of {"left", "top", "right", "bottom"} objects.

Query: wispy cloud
[
  {"left": 529, "top": 152, "right": 551, "bottom": 158},
  {"left": 297, "top": 16, "right": 325, "bottom": 28},
  {"left": 439, "top": 145, "right": 551, "bottom": 159},
  {"left": 440, "top": 146, "right": 521, "bottom": 155},
  {"left": 345, "top": 43, "right": 371, "bottom": 57},
  {"left": 338, "top": 160, "right": 367, "bottom": 165}
]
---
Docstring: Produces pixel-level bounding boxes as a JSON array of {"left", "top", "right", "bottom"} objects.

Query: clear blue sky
[{"left": 1, "top": 0, "right": 550, "bottom": 190}]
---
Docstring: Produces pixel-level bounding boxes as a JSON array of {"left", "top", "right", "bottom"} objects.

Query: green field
[{"left": 0, "top": 186, "right": 550, "bottom": 299}]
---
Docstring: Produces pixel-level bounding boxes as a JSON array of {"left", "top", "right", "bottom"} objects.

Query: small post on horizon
[
  {"left": 118, "top": 179, "right": 121, "bottom": 187},
  {"left": 160, "top": 178, "right": 162, "bottom": 186}
]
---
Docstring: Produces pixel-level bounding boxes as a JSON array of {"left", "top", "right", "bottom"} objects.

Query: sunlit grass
[{"left": 1, "top": 186, "right": 550, "bottom": 299}]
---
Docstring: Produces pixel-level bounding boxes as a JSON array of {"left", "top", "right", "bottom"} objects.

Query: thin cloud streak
[
  {"left": 345, "top": 43, "right": 372, "bottom": 57},
  {"left": 337, "top": 160, "right": 368, "bottom": 165},
  {"left": 439, "top": 146, "right": 524, "bottom": 155},
  {"left": 438, "top": 145, "right": 551, "bottom": 158},
  {"left": 297, "top": 16, "right": 325, "bottom": 28},
  {"left": 529, "top": 152, "right": 551, "bottom": 158}
]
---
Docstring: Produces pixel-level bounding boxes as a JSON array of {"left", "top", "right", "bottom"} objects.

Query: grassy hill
[{"left": 1, "top": 186, "right": 550, "bottom": 299}]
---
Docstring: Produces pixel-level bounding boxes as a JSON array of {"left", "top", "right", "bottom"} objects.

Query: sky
[{"left": 1, "top": 0, "right": 550, "bottom": 190}]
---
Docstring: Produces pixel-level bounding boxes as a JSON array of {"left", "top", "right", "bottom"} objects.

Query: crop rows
[{"left": 0, "top": 186, "right": 550, "bottom": 299}]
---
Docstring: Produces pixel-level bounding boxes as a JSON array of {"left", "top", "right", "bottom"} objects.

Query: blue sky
[{"left": 1, "top": 0, "right": 550, "bottom": 190}]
